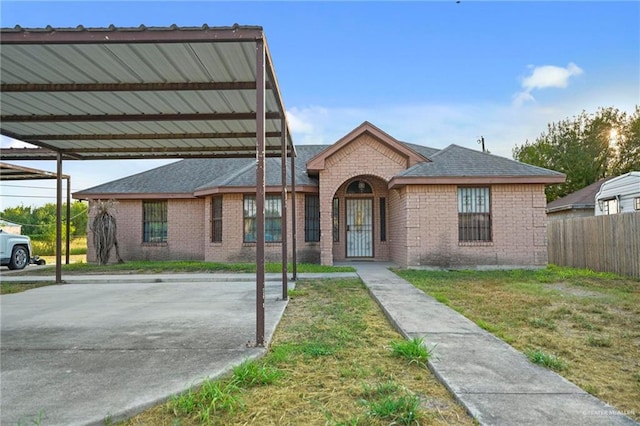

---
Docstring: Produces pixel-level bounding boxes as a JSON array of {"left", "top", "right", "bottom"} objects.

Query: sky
[{"left": 1, "top": 0, "right": 639, "bottom": 209}]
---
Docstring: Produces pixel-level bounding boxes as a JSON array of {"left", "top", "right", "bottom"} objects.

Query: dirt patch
[{"left": 546, "top": 282, "right": 604, "bottom": 298}]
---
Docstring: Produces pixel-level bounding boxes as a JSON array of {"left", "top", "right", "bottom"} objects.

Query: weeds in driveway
[
  {"left": 396, "top": 265, "right": 640, "bottom": 421},
  {"left": 125, "top": 278, "right": 472, "bottom": 425}
]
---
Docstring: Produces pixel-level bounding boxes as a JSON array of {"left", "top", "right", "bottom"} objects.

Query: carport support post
[
  {"left": 55, "top": 152, "right": 63, "bottom": 284},
  {"left": 291, "top": 150, "right": 297, "bottom": 280},
  {"left": 255, "top": 38, "right": 266, "bottom": 347},
  {"left": 66, "top": 176, "right": 71, "bottom": 265},
  {"left": 281, "top": 118, "right": 288, "bottom": 300}
]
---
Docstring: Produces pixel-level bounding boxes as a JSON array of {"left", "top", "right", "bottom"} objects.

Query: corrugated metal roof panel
[{"left": 0, "top": 25, "right": 293, "bottom": 160}]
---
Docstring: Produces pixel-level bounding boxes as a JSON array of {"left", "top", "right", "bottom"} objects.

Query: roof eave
[
  {"left": 73, "top": 192, "right": 198, "bottom": 201},
  {"left": 194, "top": 184, "right": 318, "bottom": 197},
  {"left": 546, "top": 203, "right": 595, "bottom": 213},
  {"left": 389, "top": 175, "right": 566, "bottom": 189}
]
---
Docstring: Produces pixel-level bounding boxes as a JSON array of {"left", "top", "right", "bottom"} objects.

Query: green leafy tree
[
  {"left": 1, "top": 201, "right": 88, "bottom": 239},
  {"left": 513, "top": 106, "right": 639, "bottom": 201},
  {"left": 610, "top": 106, "right": 640, "bottom": 174}
]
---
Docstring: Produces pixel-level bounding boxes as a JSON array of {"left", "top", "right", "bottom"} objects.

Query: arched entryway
[{"left": 332, "top": 175, "right": 390, "bottom": 262}]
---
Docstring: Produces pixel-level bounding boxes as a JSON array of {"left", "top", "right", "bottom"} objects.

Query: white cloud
[{"left": 514, "top": 62, "right": 584, "bottom": 106}]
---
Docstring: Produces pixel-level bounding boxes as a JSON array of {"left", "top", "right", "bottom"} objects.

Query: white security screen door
[{"left": 346, "top": 198, "right": 373, "bottom": 257}]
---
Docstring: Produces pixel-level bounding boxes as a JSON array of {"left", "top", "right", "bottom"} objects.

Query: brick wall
[
  {"left": 318, "top": 133, "right": 406, "bottom": 264},
  {"left": 401, "top": 184, "right": 548, "bottom": 268},
  {"left": 86, "top": 199, "right": 205, "bottom": 262},
  {"left": 203, "top": 192, "right": 320, "bottom": 264}
]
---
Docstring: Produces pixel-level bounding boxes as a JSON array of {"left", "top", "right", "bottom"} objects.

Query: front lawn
[
  {"left": 396, "top": 265, "right": 640, "bottom": 421},
  {"left": 8, "top": 261, "right": 355, "bottom": 276},
  {"left": 124, "top": 278, "right": 473, "bottom": 425}
]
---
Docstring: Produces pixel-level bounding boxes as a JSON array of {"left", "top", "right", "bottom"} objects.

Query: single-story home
[
  {"left": 74, "top": 122, "right": 565, "bottom": 268},
  {"left": 546, "top": 178, "right": 613, "bottom": 221}
]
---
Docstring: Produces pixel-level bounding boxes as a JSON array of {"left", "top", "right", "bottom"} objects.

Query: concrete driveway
[{"left": 1, "top": 277, "right": 289, "bottom": 425}]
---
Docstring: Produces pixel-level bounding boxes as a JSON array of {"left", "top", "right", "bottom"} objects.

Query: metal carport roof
[{"left": 0, "top": 24, "right": 296, "bottom": 346}]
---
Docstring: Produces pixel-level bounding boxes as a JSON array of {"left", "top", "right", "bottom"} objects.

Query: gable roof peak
[{"left": 306, "top": 121, "right": 428, "bottom": 172}]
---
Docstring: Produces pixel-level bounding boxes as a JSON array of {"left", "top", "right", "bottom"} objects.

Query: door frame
[{"left": 345, "top": 197, "right": 375, "bottom": 258}]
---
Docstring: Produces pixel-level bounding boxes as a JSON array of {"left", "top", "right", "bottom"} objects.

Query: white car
[{"left": 0, "top": 230, "right": 34, "bottom": 270}]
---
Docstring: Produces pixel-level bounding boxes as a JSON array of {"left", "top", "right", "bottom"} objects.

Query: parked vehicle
[
  {"left": 0, "top": 229, "right": 43, "bottom": 270},
  {"left": 594, "top": 171, "right": 640, "bottom": 216}
]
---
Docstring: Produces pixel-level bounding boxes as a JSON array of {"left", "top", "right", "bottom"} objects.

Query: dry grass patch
[
  {"left": 396, "top": 266, "right": 640, "bottom": 421},
  {"left": 124, "top": 278, "right": 473, "bottom": 425}
]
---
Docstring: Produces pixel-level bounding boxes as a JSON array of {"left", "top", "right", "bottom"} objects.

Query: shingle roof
[
  {"left": 75, "top": 145, "right": 326, "bottom": 196},
  {"left": 75, "top": 141, "right": 563, "bottom": 198},
  {"left": 399, "top": 141, "right": 440, "bottom": 159},
  {"left": 398, "top": 144, "right": 564, "bottom": 178},
  {"left": 546, "top": 178, "right": 613, "bottom": 213}
]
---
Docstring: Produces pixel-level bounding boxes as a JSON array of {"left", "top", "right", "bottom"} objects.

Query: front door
[{"left": 346, "top": 198, "right": 373, "bottom": 257}]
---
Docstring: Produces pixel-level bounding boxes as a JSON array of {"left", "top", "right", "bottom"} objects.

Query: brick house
[{"left": 75, "top": 122, "right": 565, "bottom": 268}]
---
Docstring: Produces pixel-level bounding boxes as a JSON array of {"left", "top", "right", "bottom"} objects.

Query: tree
[
  {"left": 513, "top": 106, "right": 639, "bottom": 201},
  {"left": 610, "top": 106, "right": 640, "bottom": 175},
  {"left": 91, "top": 200, "right": 124, "bottom": 265},
  {"left": 0, "top": 201, "right": 88, "bottom": 239}
]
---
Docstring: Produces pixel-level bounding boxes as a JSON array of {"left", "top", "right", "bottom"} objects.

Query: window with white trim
[{"left": 602, "top": 198, "right": 618, "bottom": 215}]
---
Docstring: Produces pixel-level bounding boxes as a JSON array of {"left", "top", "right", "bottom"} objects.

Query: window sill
[
  {"left": 142, "top": 242, "right": 168, "bottom": 247},
  {"left": 458, "top": 241, "right": 494, "bottom": 247}
]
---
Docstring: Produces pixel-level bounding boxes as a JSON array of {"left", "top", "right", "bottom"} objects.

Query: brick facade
[{"left": 84, "top": 124, "right": 557, "bottom": 269}]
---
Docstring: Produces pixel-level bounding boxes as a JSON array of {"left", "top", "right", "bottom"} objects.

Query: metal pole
[
  {"left": 55, "top": 153, "right": 62, "bottom": 284},
  {"left": 291, "top": 150, "right": 297, "bottom": 280},
  {"left": 66, "top": 176, "right": 71, "bottom": 264},
  {"left": 281, "top": 119, "right": 288, "bottom": 300},
  {"left": 255, "top": 37, "right": 266, "bottom": 347}
]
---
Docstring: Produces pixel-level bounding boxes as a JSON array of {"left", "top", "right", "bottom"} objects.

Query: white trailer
[{"left": 594, "top": 171, "right": 640, "bottom": 216}]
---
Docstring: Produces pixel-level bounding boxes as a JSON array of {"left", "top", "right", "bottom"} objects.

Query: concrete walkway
[{"left": 352, "top": 262, "right": 637, "bottom": 425}]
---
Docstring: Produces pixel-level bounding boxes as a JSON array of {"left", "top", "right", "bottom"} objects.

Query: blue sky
[{"left": 1, "top": 1, "right": 639, "bottom": 209}]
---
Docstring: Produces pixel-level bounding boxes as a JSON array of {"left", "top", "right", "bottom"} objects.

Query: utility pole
[{"left": 478, "top": 136, "right": 486, "bottom": 152}]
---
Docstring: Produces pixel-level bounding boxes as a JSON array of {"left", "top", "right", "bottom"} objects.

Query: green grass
[
  {"left": 390, "top": 337, "right": 434, "bottom": 366},
  {"left": 0, "top": 282, "right": 55, "bottom": 295},
  {"left": 525, "top": 348, "right": 568, "bottom": 371},
  {"left": 125, "top": 277, "right": 473, "bottom": 425},
  {"left": 362, "top": 386, "right": 422, "bottom": 426},
  {"left": 587, "top": 334, "right": 613, "bottom": 348},
  {"left": 15, "top": 260, "right": 354, "bottom": 275},
  {"left": 31, "top": 237, "right": 87, "bottom": 256},
  {"left": 395, "top": 265, "right": 640, "bottom": 420},
  {"left": 232, "top": 360, "right": 283, "bottom": 387}
]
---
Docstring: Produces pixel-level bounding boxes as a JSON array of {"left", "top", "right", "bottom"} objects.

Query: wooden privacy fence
[{"left": 547, "top": 212, "right": 640, "bottom": 278}]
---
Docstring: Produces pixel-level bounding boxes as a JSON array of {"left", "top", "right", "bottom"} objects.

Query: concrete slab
[
  {"left": 461, "top": 393, "right": 638, "bottom": 426},
  {"left": 1, "top": 279, "right": 289, "bottom": 426},
  {"left": 422, "top": 332, "right": 584, "bottom": 394}
]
